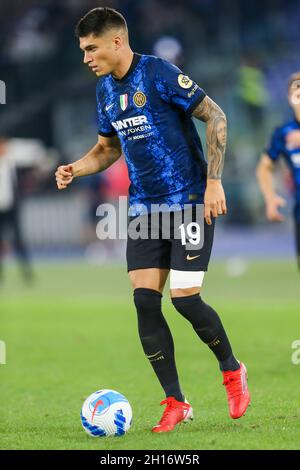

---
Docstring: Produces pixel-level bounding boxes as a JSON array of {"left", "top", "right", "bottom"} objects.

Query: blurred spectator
[
  {"left": 0, "top": 136, "right": 57, "bottom": 283},
  {"left": 236, "top": 53, "right": 269, "bottom": 142},
  {"left": 153, "top": 36, "right": 183, "bottom": 67},
  {"left": 8, "top": 8, "right": 56, "bottom": 63}
]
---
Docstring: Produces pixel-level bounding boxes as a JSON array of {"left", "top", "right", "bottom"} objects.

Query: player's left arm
[{"left": 192, "top": 96, "right": 227, "bottom": 225}]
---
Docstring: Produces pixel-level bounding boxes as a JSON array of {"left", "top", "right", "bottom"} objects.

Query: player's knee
[
  {"left": 133, "top": 288, "right": 162, "bottom": 313},
  {"left": 171, "top": 287, "right": 200, "bottom": 298},
  {"left": 134, "top": 288, "right": 163, "bottom": 338},
  {"left": 172, "top": 293, "right": 203, "bottom": 315},
  {"left": 171, "top": 294, "right": 221, "bottom": 343}
]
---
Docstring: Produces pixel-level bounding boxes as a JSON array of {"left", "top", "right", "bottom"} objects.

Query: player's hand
[
  {"left": 204, "top": 179, "right": 227, "bottom": 225},
  {"left": 266, "top": 195, "right": 286, "bottom": 222},
  {"left": 55, "top": 165, "right": 74, "bottom": 190}
]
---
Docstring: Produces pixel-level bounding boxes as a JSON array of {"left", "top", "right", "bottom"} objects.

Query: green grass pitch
[{"left": 0, "top": 259, "right": 299, "bottom": 450}]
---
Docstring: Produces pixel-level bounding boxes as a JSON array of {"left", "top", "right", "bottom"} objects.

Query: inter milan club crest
[
  {"left": 120, "top": 94, "right": 128, "bottom": 111},
  {"left": 133, "top": 91, "right": 147, "bottom": 108}
]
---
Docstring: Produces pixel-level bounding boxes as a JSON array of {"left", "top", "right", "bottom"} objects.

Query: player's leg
[
  {"left": 127, "top": 232, "right": 192, "bottom": 432},
  {"left": 170, "top": 211, "right": 250, "bottom": 419},
  {"left": 10, "top": 206, "right": 33, "bottom": 282},
  {"left": 130, "top": 268, "right": 193, "bottom": 433},
  {"left": 129, "top": 267, "right": 168, "bottom": 294},
  {"left": 129, "top": 267, "right": 185, "bottom": 401},
  {"left": 171, "top": 285, "right": 239, "bottom": 373}
]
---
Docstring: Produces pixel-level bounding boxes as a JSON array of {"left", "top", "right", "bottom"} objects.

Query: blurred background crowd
[{"left": 0, "top": 0, "right": 299, "bottom": 272}]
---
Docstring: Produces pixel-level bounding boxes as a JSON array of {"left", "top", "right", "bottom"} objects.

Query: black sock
[
  {"left": 219, "top": 354, "right": 240, "bottom": 372},
  {"left": 172, "top": 294, "right": 239, "bottom": 371},
  {"left": 134, "top": 288, "right": 184, "bottom": 402}
]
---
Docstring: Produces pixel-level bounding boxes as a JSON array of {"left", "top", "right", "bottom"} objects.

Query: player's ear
[{"left": 113, "top": 35, "right": 122, "bottom": 50}]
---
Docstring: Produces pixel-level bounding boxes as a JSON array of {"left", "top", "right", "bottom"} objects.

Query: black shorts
[{"left": 126, "top": 207, "right": 215, "bottom": 272}]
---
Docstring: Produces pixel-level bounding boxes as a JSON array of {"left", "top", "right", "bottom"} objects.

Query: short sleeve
[
  {"left": 154, "top": 58, "right": 206, "bottom": 114},
  {"left": 265, "top": 127, "right": 284, "bottom": 162},
  {"left": 96, "top": 83, "right": 117, "bottom": 137}
]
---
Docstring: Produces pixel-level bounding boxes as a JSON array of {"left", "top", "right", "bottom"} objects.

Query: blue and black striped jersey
[
  {"left": 96, "top": 53, "right": 207, "bottom": 215},
  {"left": 265, "top": 117, "right": 300, "bottom": 220}
]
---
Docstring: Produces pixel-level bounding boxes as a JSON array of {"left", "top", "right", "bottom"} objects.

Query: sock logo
[
  {"left": 146, "top": 350, "right": 165, "bottom": 362},
  {"left": 207, "top": 336, "right": 220, "bottom": 348}
]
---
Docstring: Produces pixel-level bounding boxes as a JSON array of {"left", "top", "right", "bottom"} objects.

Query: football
[{"left": 80, "top": 389, "right": 133, "bottom": 437}]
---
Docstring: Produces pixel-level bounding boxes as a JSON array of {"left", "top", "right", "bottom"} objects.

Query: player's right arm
[
  {"left": 256, "top": 153, "right": 286, "bottom": 221},
  {"left": 55, "top": 135, "right": 121, "bottom": 190}
]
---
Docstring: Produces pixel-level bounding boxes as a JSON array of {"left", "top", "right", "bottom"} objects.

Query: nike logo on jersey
[
  {"left": 186, "top": 254, "right": 200, "bottom": 261},
  {"left": 105, "top": 103, "right": 114, "bottom": 111}
]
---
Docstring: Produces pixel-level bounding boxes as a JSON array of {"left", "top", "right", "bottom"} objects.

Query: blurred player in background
[
  {"left": 0, "top": 135, "right": 56, "bottom": 283},
  {"left": 55, "top": 7, "right": 250, "bottom": 432},
  {"left": 257, "top": 72, "right": 300, "bottom": 269}
]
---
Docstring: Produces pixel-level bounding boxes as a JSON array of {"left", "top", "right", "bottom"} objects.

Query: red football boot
[
  {"left": 152, "top": 397, "right": 193, "bottom": 433},
  {"left": 222, "top": 362, "right": 251, "bottom": 419}
]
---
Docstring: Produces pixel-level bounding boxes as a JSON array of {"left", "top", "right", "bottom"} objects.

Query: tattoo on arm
[{"left": 192, "top": 96, "right": 227, "bottom": 179}]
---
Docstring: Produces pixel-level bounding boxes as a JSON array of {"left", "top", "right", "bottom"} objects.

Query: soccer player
[
  {"left": 257, "top": 72, "right": 300, "bottom": 269},
  {"left": 55, "top": 7, "right": 250, "bottom": 432},
  {"left": 0, "top": 135, "right": 36, "bottom": 283}
]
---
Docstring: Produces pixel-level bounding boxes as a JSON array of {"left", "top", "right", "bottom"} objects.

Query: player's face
[
  {"left": 288, "top": 80, "right": 300, "bottom": 112},
  {"left": 216, "top": 120, "right": 226, "bottom": 148},
  {"left": 79, "top": 32, "right": 120, "bottom": 77}
]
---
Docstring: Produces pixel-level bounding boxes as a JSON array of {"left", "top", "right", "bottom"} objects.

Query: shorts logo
[
  {"left": 178, "top": 74, "right": 193, "bottom": 89},
  {"left": 120, "top": 94, "right": 128, "bottom": 111},
  {"left": 133, "top": 91, "right": 146, "bottom": 108},
  {"left": 186, "top": 254, "right": 200, "bottom": 260}
]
